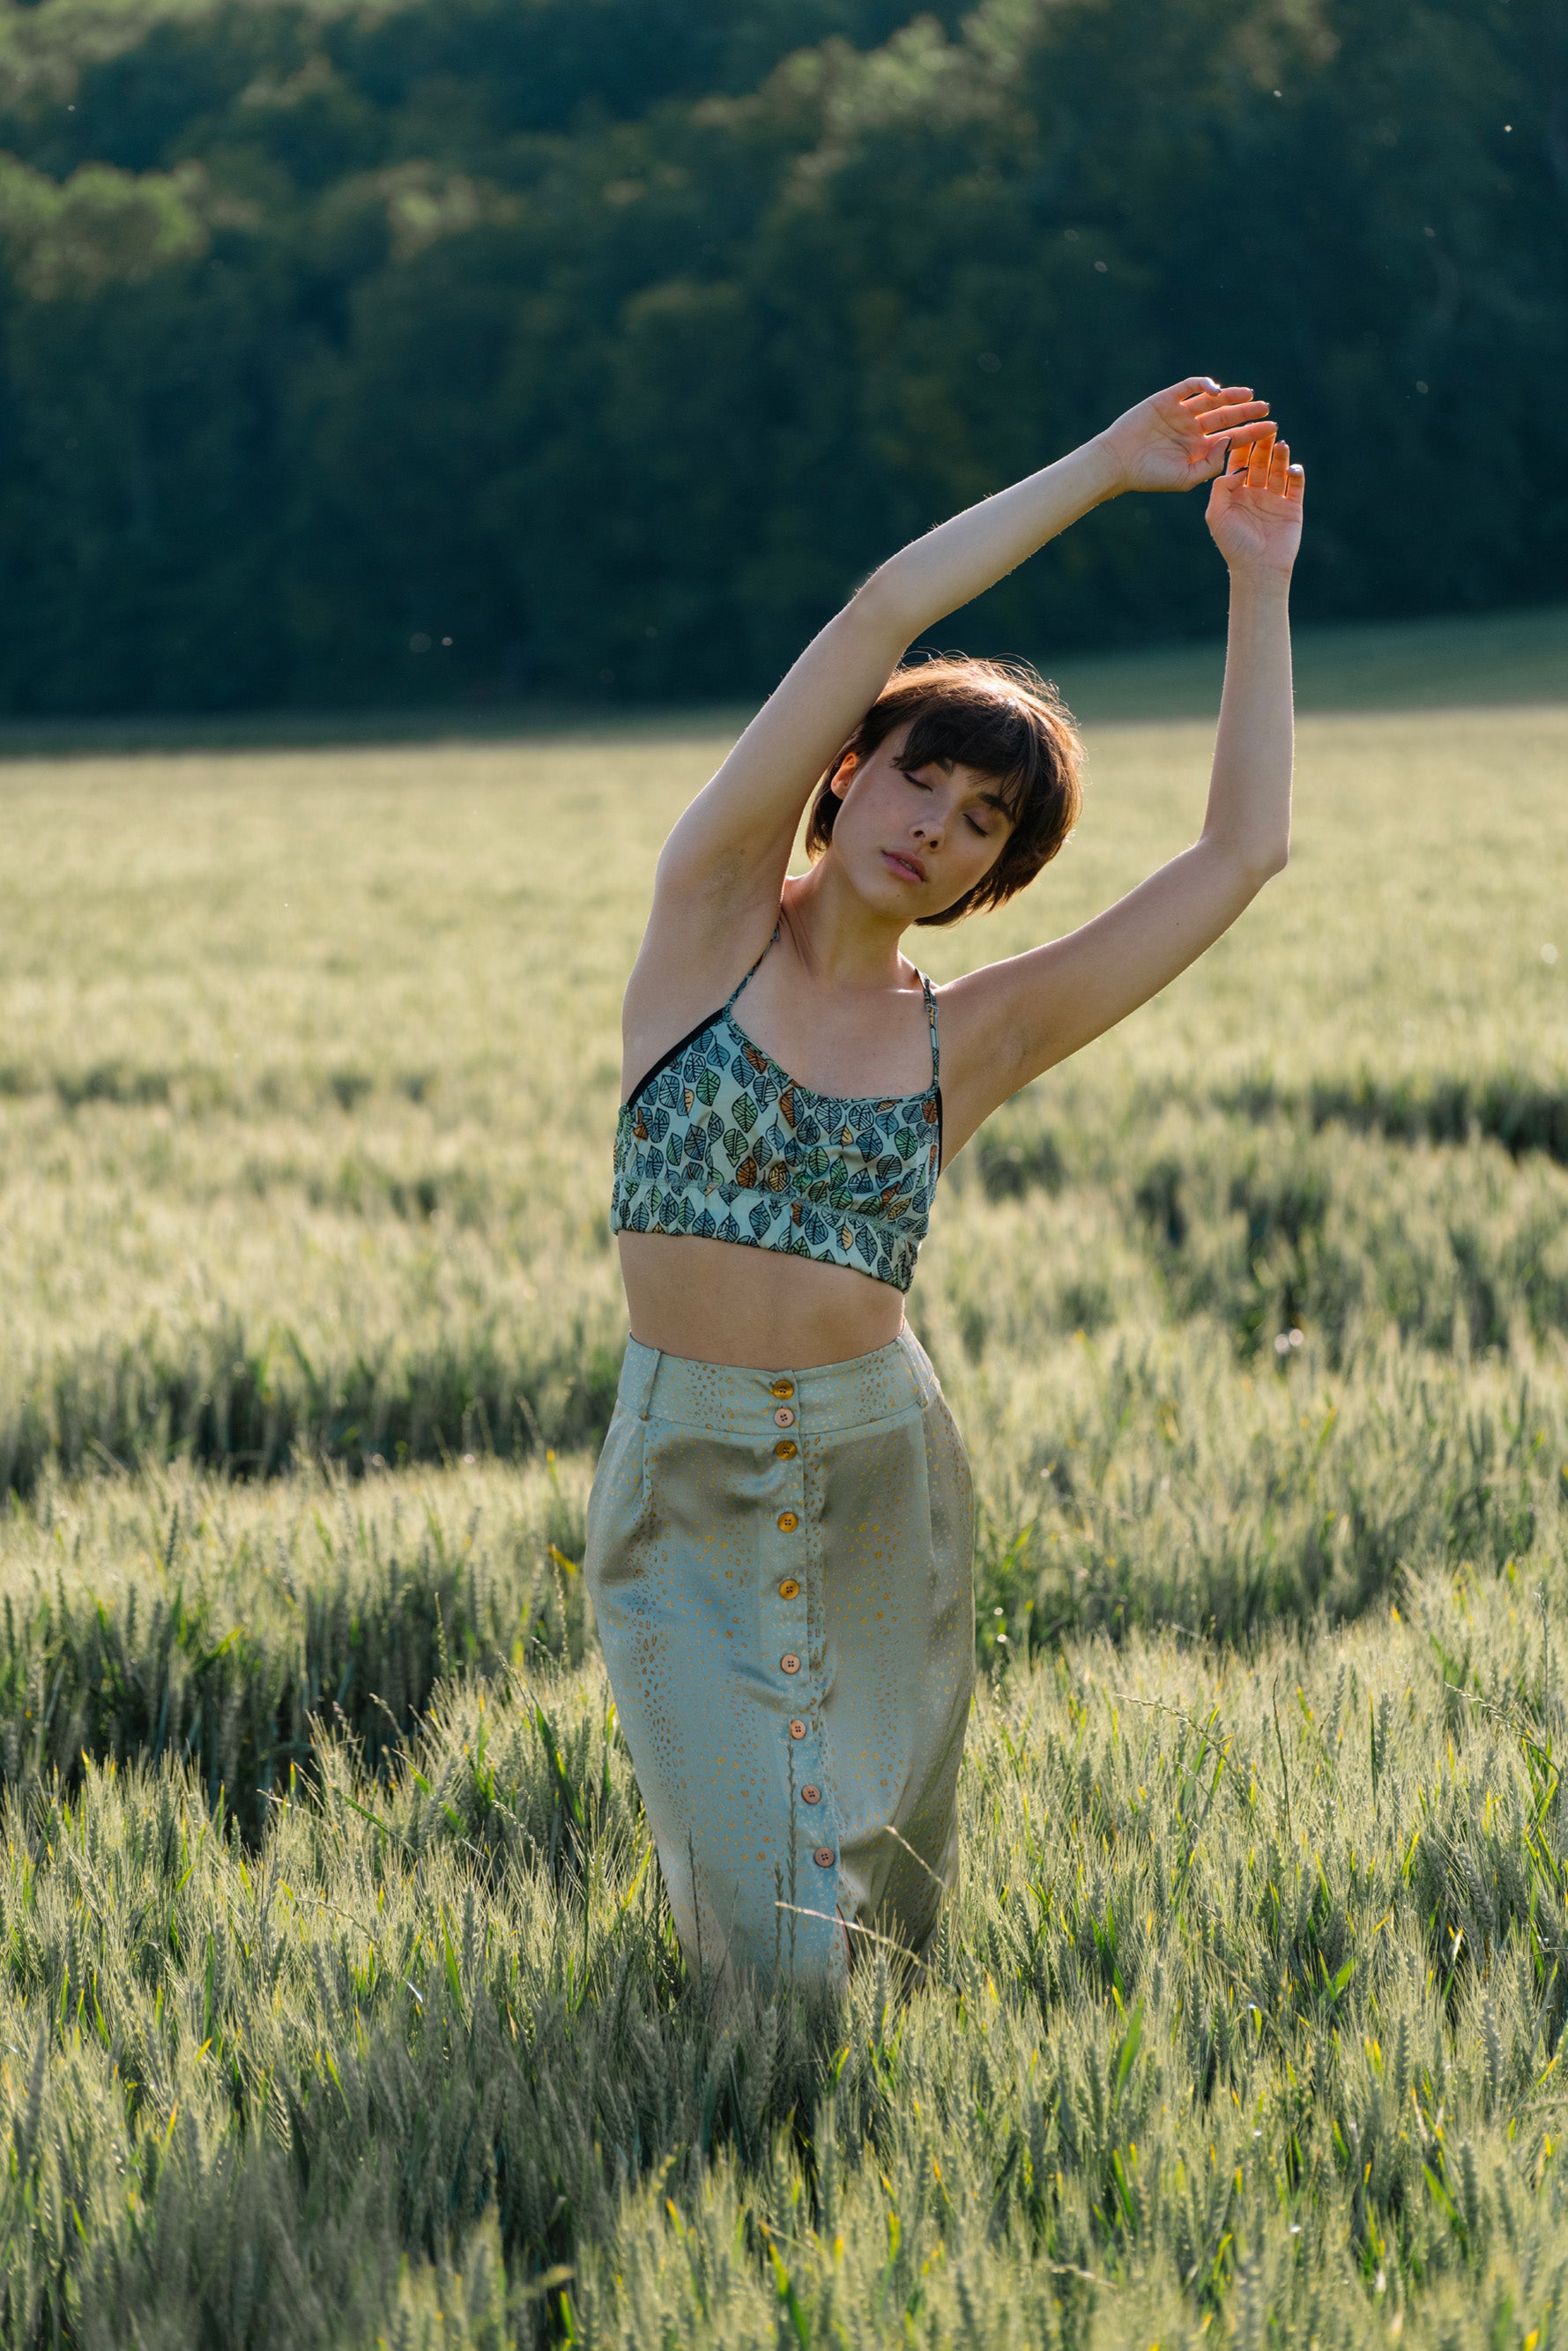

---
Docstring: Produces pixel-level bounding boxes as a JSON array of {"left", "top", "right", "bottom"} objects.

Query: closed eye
[{"left": 903, "top": 765, "right": 993, "bottom": 837}]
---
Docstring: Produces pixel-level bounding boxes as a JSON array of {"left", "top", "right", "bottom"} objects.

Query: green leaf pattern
[{"left": 612, "top": 1000, "right": 941, "bottom": 1293}]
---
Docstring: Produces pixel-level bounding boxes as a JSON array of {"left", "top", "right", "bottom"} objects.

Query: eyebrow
[{"left": 900, "top": 751, "right": 1017, "bottom": 818}]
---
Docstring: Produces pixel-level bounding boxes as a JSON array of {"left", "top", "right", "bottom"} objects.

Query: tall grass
[
  {"left": 0, "top": 698, "right": 1564, "bottom": 1503},
  {"left": 4, "top": 1566, "right": 1568, "bottom": 2345},
  {"left": 1, "top": 629, "right": 1566, "bottom": 2341},
  {"left": 0, "top": 1457, "right": 591, "bottom": 1834},
  {"left": 1, "top": 1327, "right": 1561, "bottom": 1845}
]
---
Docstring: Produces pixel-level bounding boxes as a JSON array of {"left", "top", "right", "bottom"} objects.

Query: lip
[{"left": 881, "top": 850, "right": 926, "bottom": 883}]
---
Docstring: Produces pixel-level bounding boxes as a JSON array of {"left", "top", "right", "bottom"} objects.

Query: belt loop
[{"left": 627, "top": 1341, "right": 663, "bottom": 1421}]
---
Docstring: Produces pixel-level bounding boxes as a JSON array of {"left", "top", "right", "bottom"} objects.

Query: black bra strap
[
  {"left": 919, "top": 971, "right": 940, "bottom": 1085},
  {"left": 621, "top": 1007, "right": 717, "bottom": 1111},
  {"left": 725, "top": 915, "right": 783, "bottom": 1013}
]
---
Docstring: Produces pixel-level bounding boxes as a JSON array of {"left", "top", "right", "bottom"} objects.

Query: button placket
[{"left": 771, "top": 1384, "right": 807, "bottom": 1701}]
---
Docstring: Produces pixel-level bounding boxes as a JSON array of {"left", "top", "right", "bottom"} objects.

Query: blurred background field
[
  {"left": 1, "top": 614, "right": 1567, "bottom": 2340},
  {"left": 3, "top": 606, "right": 1565, "bottom": 1525}
]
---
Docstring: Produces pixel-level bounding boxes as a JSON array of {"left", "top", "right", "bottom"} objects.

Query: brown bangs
[{"left": 803, "top": 655, "right": 1086, "bottom": 926}]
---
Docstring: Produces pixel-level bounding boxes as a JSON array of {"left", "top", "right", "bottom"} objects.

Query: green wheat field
[{"left": 2, "top": 606, "right": 1567, "bottom": 2347}]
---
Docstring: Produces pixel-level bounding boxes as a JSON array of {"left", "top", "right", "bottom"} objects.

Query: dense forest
[{"left": 0, "top": 0, "right": 1561, "bottom": 712}]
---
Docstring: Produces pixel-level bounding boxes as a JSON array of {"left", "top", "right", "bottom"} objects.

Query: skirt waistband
[{"left": 616, "top": 1326, "right": 940, "bottom": 1436}]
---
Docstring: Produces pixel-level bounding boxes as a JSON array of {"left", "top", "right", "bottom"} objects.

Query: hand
[
  {"left": 1205, "top": 431, "right": 1304, "bottom": 577},
  {"left": 1095, "top": 377, "right": 1275, "bottom": 495}
]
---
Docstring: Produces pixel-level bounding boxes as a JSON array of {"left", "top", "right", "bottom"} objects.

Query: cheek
[{"left": 842, "top": 775, "right": 901, "bottom": 836}]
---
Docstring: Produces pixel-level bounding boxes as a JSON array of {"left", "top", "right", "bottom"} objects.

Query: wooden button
[
  {"left": 775, "top": 1440, "right": 798, "bottom": 1459},
  {"left": 788, "top": 1718, "right": 806, "bottom": 1739},
  {"left": 801, "top": 1785, "right": 821, "bottom": 1805},
  {"left": 773, "top": 1406, "right": 796, "bottom": 1427},
  {"left": 777, "top": 1512, "right": 799, "bottom": 1532},
  {"left": 780, "top": 1654, "right": 801, "bottom": 1675},
  {"left": 813, "top": 1847, "right": 836, "bottom": 1869},
  {"left": 769, "top": 1380, "right": 794, "bottom": 1398},
  {"left": 778, "top": 1579, "right": 799, "bottom": 1599}
]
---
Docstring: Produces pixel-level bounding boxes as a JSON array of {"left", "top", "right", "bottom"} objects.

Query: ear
[{"left": 829, "top": 752, "right": 858, "bottom": 800}]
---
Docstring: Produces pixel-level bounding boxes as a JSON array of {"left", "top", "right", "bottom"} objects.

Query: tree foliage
[{"left": 0, "top": 0, "right": 1560, "bottom": 711}]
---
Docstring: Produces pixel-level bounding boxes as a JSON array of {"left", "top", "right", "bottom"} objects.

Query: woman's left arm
[{"left": 941, "top": 432, "right": 1304, "bottom": 1157}]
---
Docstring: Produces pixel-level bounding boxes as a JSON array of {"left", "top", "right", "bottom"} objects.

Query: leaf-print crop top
[{"left": 610, "top": 918, "right": 942, "bottom": 1294}]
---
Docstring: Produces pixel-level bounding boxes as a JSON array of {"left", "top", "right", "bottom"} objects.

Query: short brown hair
[{"left": 803, "top": 655, "right": 1085, "bottom": 926}]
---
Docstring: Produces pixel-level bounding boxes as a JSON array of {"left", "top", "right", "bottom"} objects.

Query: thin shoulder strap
[
  {"left": 918, "top": 970, "right": 940, "bottom": 1086},
  {"left": 725, "top": 915, "right": 782, "bottom": 1013}
]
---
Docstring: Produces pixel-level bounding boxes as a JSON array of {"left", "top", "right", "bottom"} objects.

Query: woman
[{"left": 585, "top": 378, "right": 1304, "bottom": 1988}]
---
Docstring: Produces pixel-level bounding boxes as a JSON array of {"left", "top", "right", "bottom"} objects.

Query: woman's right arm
[{"left": 650, "top": 378, "right": 1275, "bottom": 923}]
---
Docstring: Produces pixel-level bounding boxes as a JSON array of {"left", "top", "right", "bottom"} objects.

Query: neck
[{"left": 781, "top": 860, "right": 915, "bottom": 992}]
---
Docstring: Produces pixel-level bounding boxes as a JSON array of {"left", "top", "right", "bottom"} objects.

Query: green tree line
[{"left": 0, "top": 0, "right": 1560, "bottom": 712}]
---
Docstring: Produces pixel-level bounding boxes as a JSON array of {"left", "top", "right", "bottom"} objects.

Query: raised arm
[
  {"left": 653, "top": 379, "right": 1275, "bottom": 914},
  {"left": 940, "top": 429, "right": 1305, "bottom": 1160}
]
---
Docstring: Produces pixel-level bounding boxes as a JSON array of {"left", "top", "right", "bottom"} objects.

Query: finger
[
  {"left": 1285, "top": 461, "right": 1306, "bottom": 502},
  {"left": 1188, "top": 386, "right": 1262, "bottom": 419},
  {"left": 1245, "top": 425, "right": 1277, "bottom": 487},
  {"left": 1198, "top": 422, "right": 1274, "bottom": 477},
  {"left": 1267, "top": 437, "right": 1290, "bottom": 495},
  {"left": 1194, "top": 407, "right": 1272, "bottom": 483},
  {"left": 1171, "top": 376, "right": 1222, "bottom": 399},
  {"left": 1220, "top": 425, "right": 1267, "bottom": 481},
  {"left": 1200, "top": 404, "right": 1272, "bottom": 441}
]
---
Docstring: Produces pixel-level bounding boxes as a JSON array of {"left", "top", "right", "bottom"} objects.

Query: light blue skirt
[{"left": 584, "top": 1327, "right": 975, "bottom": 1988}]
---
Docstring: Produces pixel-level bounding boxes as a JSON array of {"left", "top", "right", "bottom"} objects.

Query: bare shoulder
[{"left": 932, "top": 838, "right": 1272, "bottom": 1158}]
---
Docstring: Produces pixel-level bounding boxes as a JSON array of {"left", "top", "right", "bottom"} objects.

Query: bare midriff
[{"left": 618, "top": 1231, "right": 907, "bottom": 1369}]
